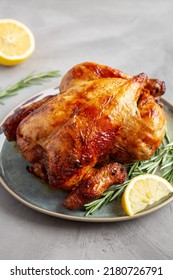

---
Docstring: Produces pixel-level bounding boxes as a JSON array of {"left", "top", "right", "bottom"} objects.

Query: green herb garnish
[
  {"left": 0, "top": 70, "right": 61, "bottom": 101},
  {"left": 84, "top": 132, "right": 173, "bottom": 216}
]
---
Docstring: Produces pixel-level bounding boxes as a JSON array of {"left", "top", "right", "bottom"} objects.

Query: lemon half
[
  {"left": 0, "top": 19, "right": 35, "bottom": 66},
  {"left": 122, "top": 174, "right": 173, "bottom": 216}
]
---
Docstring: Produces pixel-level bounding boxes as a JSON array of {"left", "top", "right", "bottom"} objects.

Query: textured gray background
[{"left": 0, "top": 0, "right": 173, "bottom": 260}]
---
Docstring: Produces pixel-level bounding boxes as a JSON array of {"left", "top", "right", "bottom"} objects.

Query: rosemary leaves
[
  {"left": 0, "top": 70, "right": 61, "bottom": 100},
  {"left": 84, "top": 133, "right": 173, "bottom": 216}
]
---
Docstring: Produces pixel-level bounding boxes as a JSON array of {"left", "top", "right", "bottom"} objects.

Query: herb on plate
[
  {"left": 0, "top": 70, "right": 61, "bottom": 101},
  {"left": 84, "top": 132, "right": 173, "bottom": 216}
]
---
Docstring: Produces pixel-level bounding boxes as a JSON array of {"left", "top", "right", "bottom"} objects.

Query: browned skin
[
  {"left": 2, "top": 95, "right": 53, "bottom": 141},
  {"left": 2, "top": 62, "right": 167, "bottom": 210},
  {"left": 63, "top": 162, "right": 126, "bottom": 210},
  {"left": 59, "top": 62, "right": 166, "bottom": 98},
  {"left": 59, "top": 62, "right": 132, "bottom": 92}
]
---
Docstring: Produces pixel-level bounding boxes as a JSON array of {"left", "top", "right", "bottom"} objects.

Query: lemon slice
[
  {"left": 122, "top": 174, "right": 173, "bottom": 216},
  {"left": 0, "top": 19, "right": 35, "bottom": 66}
]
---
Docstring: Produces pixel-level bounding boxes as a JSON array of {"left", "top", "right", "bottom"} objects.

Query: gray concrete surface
[{"left": 0, "top": 0, "right": 173, "bottom": 260}]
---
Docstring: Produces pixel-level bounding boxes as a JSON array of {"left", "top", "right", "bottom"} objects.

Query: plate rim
[{"left": 0, "top": 87, "right": 173, "bottom": 223}]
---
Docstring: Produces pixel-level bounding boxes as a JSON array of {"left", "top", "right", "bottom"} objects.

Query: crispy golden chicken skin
[{"left": 2, "top": 62, "right": 166, "bottom": 210}]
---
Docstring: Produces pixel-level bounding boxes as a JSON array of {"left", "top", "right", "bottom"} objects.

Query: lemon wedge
[
  {"left": 0, "top": 19, "right": 35, "bottom": 66},
  {"left": 122, "top": 174, "right": 173, "bottom": 216}
]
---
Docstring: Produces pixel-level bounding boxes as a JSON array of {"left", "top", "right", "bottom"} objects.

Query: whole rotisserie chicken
[{"left": 2, "top": 62, "right": 166, "bottom": 210}]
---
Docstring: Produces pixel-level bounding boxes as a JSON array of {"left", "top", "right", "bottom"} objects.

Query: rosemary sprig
[
  {"left": 85, "top": 133, "right": 173, "bottom": 216},
  {"left": 85, "top": 190, "right": 115, "bottom": 216},
  {"left": 0, "top": 70, "right": 61, "bottom": 100},
  {"left": 85, "top": 182, "right": 128, "bottom": 216}
]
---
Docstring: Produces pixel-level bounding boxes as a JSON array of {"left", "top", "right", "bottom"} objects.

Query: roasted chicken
[{"left": 2, "top": 62, "right": 166, "bottom": 210}]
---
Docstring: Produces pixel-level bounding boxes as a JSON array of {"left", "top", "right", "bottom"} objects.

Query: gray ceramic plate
[{"left": 0, "top": 87, "right": 173, "bottom": 222}]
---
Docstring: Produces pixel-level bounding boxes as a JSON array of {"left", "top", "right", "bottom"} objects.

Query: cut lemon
[
  {"left": 0, "top": 19, "right": 35, "bottom": 66},
  {"left": 122, "top": 174, "right": 173, "bottom": 216}
]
